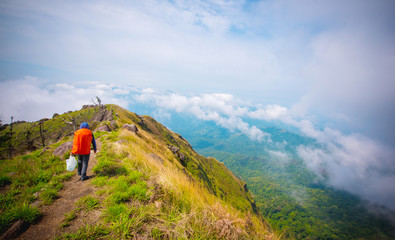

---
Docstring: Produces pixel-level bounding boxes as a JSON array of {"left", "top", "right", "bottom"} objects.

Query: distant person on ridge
[{"left": 71, "top": 122, "right": 97, "bottom": 181}]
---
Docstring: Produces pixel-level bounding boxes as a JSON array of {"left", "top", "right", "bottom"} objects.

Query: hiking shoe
[{"left": 81, "top": 176, "right": 90, "bottom": 181}]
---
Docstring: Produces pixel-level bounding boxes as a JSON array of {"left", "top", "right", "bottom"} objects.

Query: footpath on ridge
[{"left": 15, "top": 141, "right": 101, "bottom": 240}]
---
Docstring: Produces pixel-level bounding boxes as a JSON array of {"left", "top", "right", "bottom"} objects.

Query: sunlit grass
[
  {"left": 91, "top": 126, "right": 275, "bottom": 239},
  {"left": 55, "top": 224, "right": 110, "bottom": 240},
  {"left": 0, "top": 146, "right": 75, "bottom": 234},
  {"left": 0, "top": 203, "right": 41, "bottom": 232},
  {"left": 76, "top": 195, "right": 100, "bottom": 211}
]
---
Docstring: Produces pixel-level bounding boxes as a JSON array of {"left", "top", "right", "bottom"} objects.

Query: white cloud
[
  {"left": 268, "top": 150, "right": 291, "bottom": 166},
  {"left": 55, "top": 83, "right": 75, "bottom": 90},
  {"left": 268, "top": 150, "right": 290, "bottom": 160},
  {"left": 0, "top": 77, "right": 129, "bottom": 122},
  {"left": 134, "top": 88, "right": 395, "bottom": 210},
  {"left": 297, "top": 129, "right": 395, "bottom": 210},
  {"left": 112, "top": 88, "right": 130, "bottom": 95},
  {"left": 248, "top": 104, "right": 288, "bottom": 120},
  {"left": 135, "top": 89, "right": 268, "bottom": 141}
]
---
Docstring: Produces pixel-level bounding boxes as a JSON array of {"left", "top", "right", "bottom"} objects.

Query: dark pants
[{"left": 77, "top": 154, "right": 90, "bottom": 180}]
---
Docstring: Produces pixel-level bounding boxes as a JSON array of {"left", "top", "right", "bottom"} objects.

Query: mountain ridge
[{"left": 0, "top": 104, "right": 277, "bottom": 239}]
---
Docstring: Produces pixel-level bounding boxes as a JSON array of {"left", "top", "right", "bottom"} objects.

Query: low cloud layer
[
  {"left": 297, "top": 131, "right": 395, "bottom": 209},
  {"left": 135, "top": 89, "right": 268, "bottom": 141},
  {"left": 0, "top": 77, "right": 130, "bottom": 122},
  {"left": 134, "top": 88, "right": 395, "bottom": 210},
  {"left": 1, "top": 79, "right": 395, "bottom": 210}
]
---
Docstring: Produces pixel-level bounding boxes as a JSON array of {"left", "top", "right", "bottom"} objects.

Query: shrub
[
  {"left": 0, "top": 204, "right": 41, "bottom": 233},
  {"left": 10, "top": 204, "right": 41, "bottom": 223},
  {"left": 0, "top": 175, "right": 11, "bottom": 187},
  {"left": 41, "top": 188, "right": 59, "bottom": 205}
]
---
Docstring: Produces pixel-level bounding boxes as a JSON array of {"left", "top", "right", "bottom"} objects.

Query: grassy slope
[
  {"left": 0, "top": 104, "right": 276, "bottom": 239},
  {"left": 0, "top": 106, "right": 99, "bottom": 159},
  {"left": 197, "top": 149, "right": 395, "bottom": 240}
]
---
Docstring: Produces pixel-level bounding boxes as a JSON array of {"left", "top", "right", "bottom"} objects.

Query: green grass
[
  {"left": 41, "top": 188, "right": 59, "bottom": 205},
  {"left": 127, "top": 170, "right": 143, "bottom": 183},
  {"left": 93, "top": 160, "right": 128, "bottom": 177},
  {"left": 55, "top": 224, "right": 110, "bottom": 240},
  {"left": 7, "top": 204, "right": 41, "bottom": 223},
  {"left": 60, "top": 195, "right": 100, "bottom": 229},
  {"left": 76, "top": 195, "right": 99, "bottom": 211},
  {"left": 52, "top": 172, "right": 74, "bottom": 183},
  {"left": 0, "top": 146, "right": 76, "bottom": 234},
  {"left": 110, "top": 204, "right": 153, "bottom": 239},
  {"left": 0, "top": 175, "right": 12, "bottom": 187},
  {"left": 93, "top": 131, "right": 109, "bottom": 138},
  {"left": 0, "top": 106, "right": 100, "bottom": 159},
  {"left": 90, "top": 175, "right": 109, "bottom": 187},
  {"left": 60, "top": 211, "right": 77, "bottom": 228},
  {"left": 151, "top": 227, "right": 165, "bottom": 240},
  {"left": 104, "top": 203, "right": 128, "bottom": 222},
  {"left": 105, "top": 176, "right": 149, "bottom": 204},
  {"left": 92, "top": 148, "right": 128, "bottom": 177},
  {"left": 0, "top": 189, "right": 19, "bottom": 210},
  {"left": 60, "top": 195, "right": 100, "bottom": 228},
  {"left": 0, "top": 204, "right": 41, "bottom": 232}
]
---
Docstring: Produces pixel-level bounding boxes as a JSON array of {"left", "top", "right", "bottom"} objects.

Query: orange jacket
[{"left": 71, "top": 128, "right": 94, "bottom": 155}]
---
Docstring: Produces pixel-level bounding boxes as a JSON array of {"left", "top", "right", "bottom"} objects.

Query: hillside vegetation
[
  {"left": 0, "top": 104, "right": 277, "bottom": 239},
  {"left": 167, "top": 118, "right": 395, "bottom": 240},
  {"left": 200, "top": 150, "right": 395, "bottom": 240}
]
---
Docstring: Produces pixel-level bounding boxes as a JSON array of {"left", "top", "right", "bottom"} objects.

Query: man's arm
[{"left": 92, "top": 133, "right": 97, "bottom": 153}]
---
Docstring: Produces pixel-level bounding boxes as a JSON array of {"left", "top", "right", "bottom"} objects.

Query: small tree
[
  {"left": 8, "top": 116, "right": 14, "bottom": 158},
  {"left": 91, "top": 96, "right": 103, "bottom": 110},
  {"left": 25, "top": 124, "right": 36, "bottom": 151},
  {"left": 39, "top": 119, "right": 46, "bottom": 148},
  {"left": 96, "top": 96, "right": 102, "bottom": 106},
  {"left": 90, "top": 98, "right": 97, "bottom": 106}
]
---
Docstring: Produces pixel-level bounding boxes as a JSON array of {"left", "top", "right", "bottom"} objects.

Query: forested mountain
[{"left": 158, "top": 112, "right": 395, "bottom": 240}]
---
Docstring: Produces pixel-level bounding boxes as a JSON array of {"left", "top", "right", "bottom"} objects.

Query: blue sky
[
  {"left": 1, "top": 0, "right": 394, "bottom": 141},
  {"left": 1, "top": 0, "right": 395, "bottom": 209}
]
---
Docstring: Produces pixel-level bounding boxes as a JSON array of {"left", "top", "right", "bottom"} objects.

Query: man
[{"left": 71, "top": 122, "right": 97, "bottom": 181}]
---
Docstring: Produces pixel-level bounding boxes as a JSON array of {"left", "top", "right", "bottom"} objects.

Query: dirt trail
[{"left": 15, "top": 142, "right": 101, "bottom": 240}]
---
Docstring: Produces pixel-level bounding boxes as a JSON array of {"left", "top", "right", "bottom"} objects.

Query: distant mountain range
[{"left": 146, "top": 111, "right": 395, "bottom": 240}]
